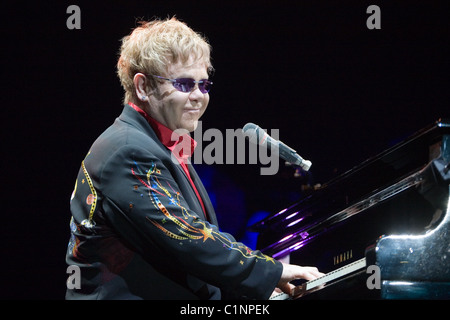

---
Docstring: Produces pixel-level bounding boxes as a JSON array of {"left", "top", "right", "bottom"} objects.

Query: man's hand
[{"left": 276, "top": 263, "right": 325, "bottom": 296}]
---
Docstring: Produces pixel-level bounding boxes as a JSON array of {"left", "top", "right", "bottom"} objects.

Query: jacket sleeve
[{"left": 98, "top": 144, "right": 283, "bottom": 299}]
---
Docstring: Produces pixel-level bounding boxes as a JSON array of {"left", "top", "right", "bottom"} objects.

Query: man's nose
[{"left": 189, "top": 86, "right": 204, "bottom": 100}]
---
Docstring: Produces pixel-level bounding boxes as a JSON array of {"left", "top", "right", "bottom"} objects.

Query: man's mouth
[{"left": 184, "top": 107, "right": 201, "bottom": 113}]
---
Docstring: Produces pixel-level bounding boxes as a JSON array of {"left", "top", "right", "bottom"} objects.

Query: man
[{"left": 66, "top": 17, "right": 323, "bottom": 300}]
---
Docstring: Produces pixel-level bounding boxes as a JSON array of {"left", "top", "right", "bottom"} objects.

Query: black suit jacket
[{"left": 66, "top": 104, "right": 282, "bottom": 300}]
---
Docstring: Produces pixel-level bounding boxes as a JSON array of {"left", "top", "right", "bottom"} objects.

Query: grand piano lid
[{"left": 252, "top": 118, "right": 450, "bottom": 233}]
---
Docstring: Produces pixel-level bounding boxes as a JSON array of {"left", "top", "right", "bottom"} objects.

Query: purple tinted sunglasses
[{"left": 147, "top": 74, "right": 213, "bottom": 94}]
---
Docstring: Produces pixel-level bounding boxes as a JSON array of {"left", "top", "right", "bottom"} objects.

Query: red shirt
[{"left": 128, "top": 103, "right": 208, "bottom": 219}]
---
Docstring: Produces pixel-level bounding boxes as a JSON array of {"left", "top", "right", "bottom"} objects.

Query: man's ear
[{"left": 133, "top": 73, "right": 149, "bottom": 101}]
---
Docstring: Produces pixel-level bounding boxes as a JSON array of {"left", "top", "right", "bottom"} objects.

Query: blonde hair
[{"left": 117, "top": 17, "right": 213, "bottom": 103}]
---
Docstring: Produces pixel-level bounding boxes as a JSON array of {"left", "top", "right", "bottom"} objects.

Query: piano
[{"left": 255, "top": 119, "right": 450, "bottom": 299}]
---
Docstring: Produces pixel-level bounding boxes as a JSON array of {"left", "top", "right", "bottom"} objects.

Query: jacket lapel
[{"left": 120, "top": 105, "right": 218, "bottom": 226}]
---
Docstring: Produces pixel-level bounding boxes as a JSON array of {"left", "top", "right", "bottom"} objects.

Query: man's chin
[{"left": 182, "top": 120, "right": 199, "bottom": 133}]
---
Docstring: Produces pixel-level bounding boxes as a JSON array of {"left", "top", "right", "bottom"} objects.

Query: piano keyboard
[{"left": 270, "top": 258, "right": 367, "bottom": 300}]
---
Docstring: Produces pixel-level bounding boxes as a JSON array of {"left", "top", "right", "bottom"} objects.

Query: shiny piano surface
[{"left": 255, "top": 119, "right": 450, "bottom": 299}]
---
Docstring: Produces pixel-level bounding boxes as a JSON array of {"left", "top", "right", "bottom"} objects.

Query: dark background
[{"left": 2, "top": 0, "right": 449, "bottom": 299}]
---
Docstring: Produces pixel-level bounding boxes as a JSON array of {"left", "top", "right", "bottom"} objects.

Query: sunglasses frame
[{"left": 146, "top": 74, "right": 213, "bottom": 94}]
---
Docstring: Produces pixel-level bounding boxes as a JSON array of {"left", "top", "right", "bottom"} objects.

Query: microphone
[{"left": 242, "top": 122, "right": 312, "bottom": 171}]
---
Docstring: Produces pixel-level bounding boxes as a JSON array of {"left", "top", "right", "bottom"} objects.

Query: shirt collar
[{"left": 128, "top": 102, "right": 197, "bottom": 160}]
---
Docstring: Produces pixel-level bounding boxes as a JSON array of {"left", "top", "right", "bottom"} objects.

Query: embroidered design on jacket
[{"left": 131, "top": 160, "right": 275, "bottom": 264}]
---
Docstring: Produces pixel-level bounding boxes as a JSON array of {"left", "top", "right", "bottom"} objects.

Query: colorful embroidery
[
  {"left": 68, "top": 217, "right": 81, "bottom": 257},
  {"left": 131, "top": 160, "right": 275, "bottom": 264},
  {"left": 81, "top": 158, "right": 97, "bottom": 221}
]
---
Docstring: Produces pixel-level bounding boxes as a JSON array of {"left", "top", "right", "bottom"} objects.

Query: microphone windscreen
[
  {"left": 242, "top": 122, "right": 262, "bottom": 144},
  {"left": 243, "top": 122, "right": 258, "bottom": 133}
]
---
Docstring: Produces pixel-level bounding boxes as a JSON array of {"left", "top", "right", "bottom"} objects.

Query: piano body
[{"left": 256, "top": 119, "right": 450, "bottom": 299}]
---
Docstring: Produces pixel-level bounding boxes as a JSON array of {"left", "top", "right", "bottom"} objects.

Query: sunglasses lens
[
  {"left": 199, "top": 80, "right": 212, "bottom": 94},
  {"left": 173, "top": 79, "right": 195, "bottom": 93},
  {"left": 172, "top": 78, "right": 212, "bottom": 93}
]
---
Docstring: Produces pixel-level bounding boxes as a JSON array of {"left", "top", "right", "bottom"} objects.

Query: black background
[{"left": 2, "top": 0, "right": 449, "bottom": 300}]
